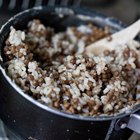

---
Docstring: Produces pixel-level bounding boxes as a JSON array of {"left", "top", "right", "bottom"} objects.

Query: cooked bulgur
[{"left": 4, "top": 19, "right": 140, "bottom": 116}]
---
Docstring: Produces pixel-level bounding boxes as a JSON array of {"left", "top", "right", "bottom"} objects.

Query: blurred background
[
  {"left": 0, "top": 0, "right": 140, "bottom": 139},
  {"left": 82, "top": 0, "right": 140, "bottom": 24},
  {"left": 0, "top": 0, "right": 140, "bottom": 26}
]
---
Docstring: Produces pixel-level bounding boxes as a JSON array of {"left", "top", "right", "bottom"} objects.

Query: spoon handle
[
  {"left": 86, "top": 19, "right": 140, "bottom": 55},
  {"left": 111, "top": 19, "right": 140, "bottom": 44}
]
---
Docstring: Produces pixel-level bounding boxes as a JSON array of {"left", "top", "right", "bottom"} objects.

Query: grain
[{"left": 4, "top": 19, "right": 140, "bottom": 116}]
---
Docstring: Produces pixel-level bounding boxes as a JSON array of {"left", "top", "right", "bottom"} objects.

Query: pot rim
[{"left": 0, "top": 5, "right": 140, "bottom": 121}]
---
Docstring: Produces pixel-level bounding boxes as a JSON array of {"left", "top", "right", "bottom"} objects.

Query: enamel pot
[{"left": 0, "top": 6, "right": 140, "bottom": 140}]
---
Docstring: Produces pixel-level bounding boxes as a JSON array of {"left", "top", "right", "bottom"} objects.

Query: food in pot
[{"left": 4, "top": 19, "right": 140, "bottom": 116}]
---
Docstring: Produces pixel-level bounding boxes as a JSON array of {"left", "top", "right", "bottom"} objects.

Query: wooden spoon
[{"left": 86, "top": 19, "right": 140, "bottom": 56}]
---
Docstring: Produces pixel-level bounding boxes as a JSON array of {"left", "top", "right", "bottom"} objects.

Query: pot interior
[{"left": 0, "top": 6, "right": 140, "bottom": 121}]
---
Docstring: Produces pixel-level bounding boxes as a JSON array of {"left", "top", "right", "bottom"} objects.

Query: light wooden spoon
[{"left": 86, "top": 19, "right": 140, "bottom": 56}]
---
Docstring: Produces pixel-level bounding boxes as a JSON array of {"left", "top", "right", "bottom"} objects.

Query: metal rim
[{"left": 0, "top": 6, "right": 140, "bottom": 121}]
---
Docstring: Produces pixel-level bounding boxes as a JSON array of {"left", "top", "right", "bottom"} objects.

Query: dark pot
[{"left": 0, "top": 6, "right": 139, "bottom": 140}]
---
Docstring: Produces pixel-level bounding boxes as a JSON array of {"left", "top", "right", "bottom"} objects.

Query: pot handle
[
  {"left": 115, "top": 111, "right": 140, "bottom": 134},
  {"left": 127, "top": 113, "right": 140, "bottom": 134}
]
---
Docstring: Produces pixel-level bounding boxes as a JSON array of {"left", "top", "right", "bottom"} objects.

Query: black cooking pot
[{"left": 0, "top": 6, "right": 140, "bottom": 140}]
